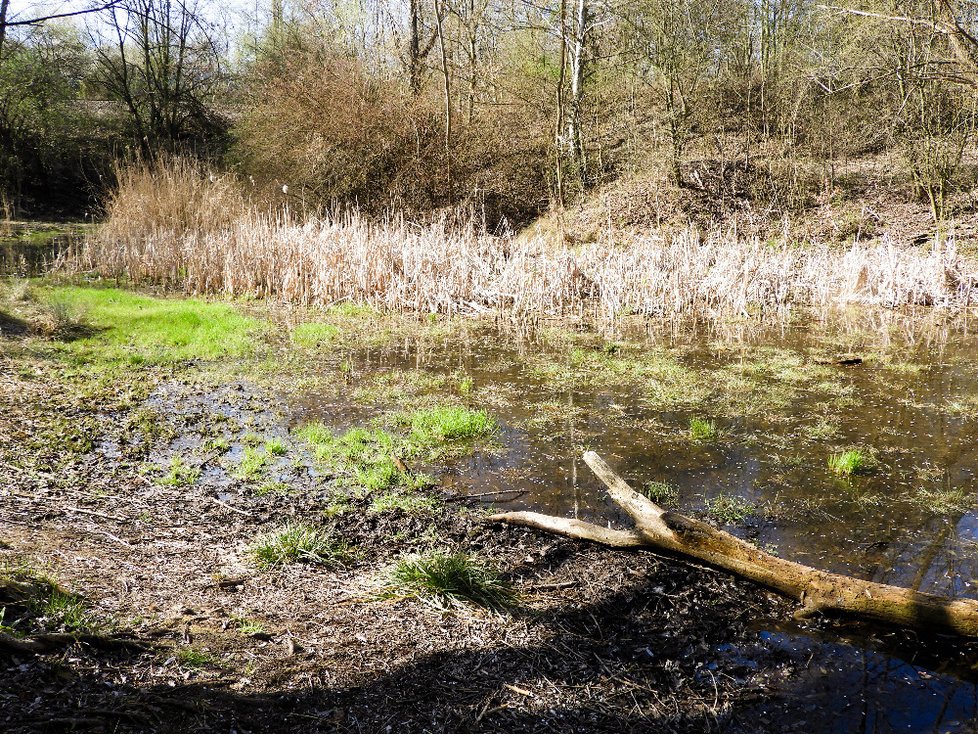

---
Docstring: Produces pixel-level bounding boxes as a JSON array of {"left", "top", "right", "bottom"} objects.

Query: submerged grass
[
  {"left": 705, "top": 494, "right": 756, "bottom": 524},
  {"left": 378, "top": 551, "right": 515, "bottom": 609}
]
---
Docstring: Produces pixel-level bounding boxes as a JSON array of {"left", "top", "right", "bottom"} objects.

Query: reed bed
[{"left": 77, "top": 162, "right": 978, "bottom": 320}]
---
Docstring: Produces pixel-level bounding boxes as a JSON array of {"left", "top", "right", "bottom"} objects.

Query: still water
[{"left": 291, "top": 313, "right": 978, "bottom": 732}]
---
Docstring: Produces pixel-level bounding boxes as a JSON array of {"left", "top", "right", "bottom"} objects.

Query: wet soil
[
  {"left": 0, "top": 371, "right": 794, "bottom": 733},
  {"left": 5, "top": 297, "right": 978, "bottom": 732}
]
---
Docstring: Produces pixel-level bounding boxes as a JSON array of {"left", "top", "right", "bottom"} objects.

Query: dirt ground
[{"left": 0, "top": 335, "right": 815, "bottom": 734}]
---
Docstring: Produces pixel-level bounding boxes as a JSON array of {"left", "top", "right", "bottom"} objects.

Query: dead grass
[{"left": 76, "top": 161, "right": 978, "bottom": 320}]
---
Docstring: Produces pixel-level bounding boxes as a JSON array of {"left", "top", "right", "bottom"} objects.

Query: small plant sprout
[
  {"left": 234, "top": 617, "right": 266, "bottom": 636},
  {"left": 689, "top": 418, "right": 719, "bottom": 442},
  {"left": 379, "top": 551, "right": 516, "bottom": 610},
  {"left": 248, "top": 524, "right": 348, "bottom": 569},
  {"left": 159, "top": 457, "right": 201, "bottom": 487},
  {"left": 828, "top": 448, "right": 874, "bottom": 477},
  {"left": 176, "top": 647, "right": 214, "bottom": 669}
]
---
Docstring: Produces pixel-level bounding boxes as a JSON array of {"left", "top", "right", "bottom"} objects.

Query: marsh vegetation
[{"left": 6, "top": 0, "right": 978, "bottom": 728}]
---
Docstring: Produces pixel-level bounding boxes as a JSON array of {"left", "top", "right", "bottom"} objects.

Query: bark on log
[{"left": 490, "top": 450, "right": 978, "bottom": 637}]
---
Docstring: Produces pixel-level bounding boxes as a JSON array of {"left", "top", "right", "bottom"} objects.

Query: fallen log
[{"left": 490, "top": 451, "right": 978, "bottom": 637}]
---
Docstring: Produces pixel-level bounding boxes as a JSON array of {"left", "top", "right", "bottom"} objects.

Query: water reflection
[{"left": 293, "top": 316, "right": 978, "bottom": 605}]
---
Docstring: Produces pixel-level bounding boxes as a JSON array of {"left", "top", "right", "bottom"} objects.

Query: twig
[
  {"left": 210, "top": 496, "right": 252, "bottom": 517},
  {"left": 65, "top": 506, "right": 127, "bottom": 522}
]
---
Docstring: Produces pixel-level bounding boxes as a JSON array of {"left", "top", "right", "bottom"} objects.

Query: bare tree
[{"left": 91, "top": 0, "right": 224, "bottom": 151}]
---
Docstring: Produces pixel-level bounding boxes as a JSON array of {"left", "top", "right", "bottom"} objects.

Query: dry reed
[{"left": 76, "top": 161, "right": 978, "bottom": 320}]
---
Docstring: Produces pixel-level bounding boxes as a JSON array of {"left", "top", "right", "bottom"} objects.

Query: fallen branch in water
[{"left": 490, "top": 451, "right": 978, "bottom": 638}]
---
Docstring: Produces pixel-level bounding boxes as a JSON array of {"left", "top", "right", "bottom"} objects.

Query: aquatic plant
[
  {"left": 705, "top": 494, "right": 755, "bottom": 524},
  {"left": 248, "top": 523, "right": 348, "bottom": 569},
  {"left": 642, "top": 481, "right": 679, "bottom": 506},
  {"left": 828, "top": 449, "right": 874, "bottom": 476},
  {"left": 379, "top": 551, "right": 515, "bottom": 609},
  {"left": 80, "top": 161, "right": 978, "bottom": 319},
  {"left": 689, "top": 418, "right": 719, "bottom": 442},
  {"left": 907, "top": 486, "right": 974, "bottom": 515}
]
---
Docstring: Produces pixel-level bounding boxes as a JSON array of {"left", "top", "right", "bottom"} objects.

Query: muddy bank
[{"left": 0, "top": 376, "right": 790, "bottom": 733}]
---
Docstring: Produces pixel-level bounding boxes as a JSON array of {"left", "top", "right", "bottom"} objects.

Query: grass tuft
[
  {"left": 642, "top": 481, "right": 679, "bottom": 506},
  {"left": 248, "top": 523, "right": 349, "bottom": 569},
  {"left": 370, "top": 491, "right": 440, "bottom": 515},
  {"left": 689, "top": 418, "right": 719, "bottom": 442},
  {"left": 159, "top": 457, "right": 201, "bottom": 487},
  {"left": 705, "top": 494, "right": 755, "bottom": 524},
  {"left": 828, "top": 448, "right": 874, "bottom": 476},
  {"left": 379, "top": 551, "right": 516, "bottom": 610},
  {"left": 408, "top": 406, "right": 495, "bottom": 446}
]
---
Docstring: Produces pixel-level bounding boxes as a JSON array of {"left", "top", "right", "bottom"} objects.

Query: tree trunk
[{"left": 490, "top": 451, "right": 978, "bottom": 638}]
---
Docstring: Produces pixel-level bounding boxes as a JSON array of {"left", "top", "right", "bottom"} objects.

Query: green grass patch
[
  {"left": 0, "top": 567, "right": 100, "bottom": 635},
  {"left": 236, "top": 447, "right": 270, "bottom": 480},
  {"left": 159, "top": 457, "right": 201, "bottom": 487},
  {"left": 379, "top": 551, "right": 516, "bottom": 610},
  {"left": 705, "top": 494, "right": 755, "bottom": 524},
  {"left": 176, "top": 646, "right": 216, "bottom": 669},
  {"left": 234, "top": 617, "right": 266, "bottom": 636},
  {"left": 255, "top": 480, "right": 290, "bottom": 495},
  {"left": 828, "top": 448, "right": 874, "bottom": 476},
  {"left": 407, "top": 406, "right": 495, "bottom": 447},
  {"left": 689, "top": 418, "right": 719, "bottom": 442},
  {"left": 248, "top": 523, "right": 349, "bottom": 569},
  {"left": 642, "top": 481, "right": 679, "bottom": 506},
  {"left": 291, "top": 321, "right": 340, "bottom": 348},
  {"left": 298, "top": 406, "right": 493, "bottom": 492},
  {"left": 37, "top": 286, "right": 262, "bottom": 364},
  {"left": 264, "top": 437, "right": 287, "bottom": 456}
]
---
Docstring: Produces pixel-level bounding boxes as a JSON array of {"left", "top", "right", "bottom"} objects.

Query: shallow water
[
  {"left": 0, "top": 223, "right": 79, "bottom": 275},
  {"left": 289, "top": 314, "right": 978, "bottom": 732},
  {"left": 292, "top": 316, "right": 978, "bottom": 600}
]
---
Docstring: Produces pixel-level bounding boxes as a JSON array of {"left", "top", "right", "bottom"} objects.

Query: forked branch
[{"left": 490, "top": 451, "right": 978, "bottom": 637}]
